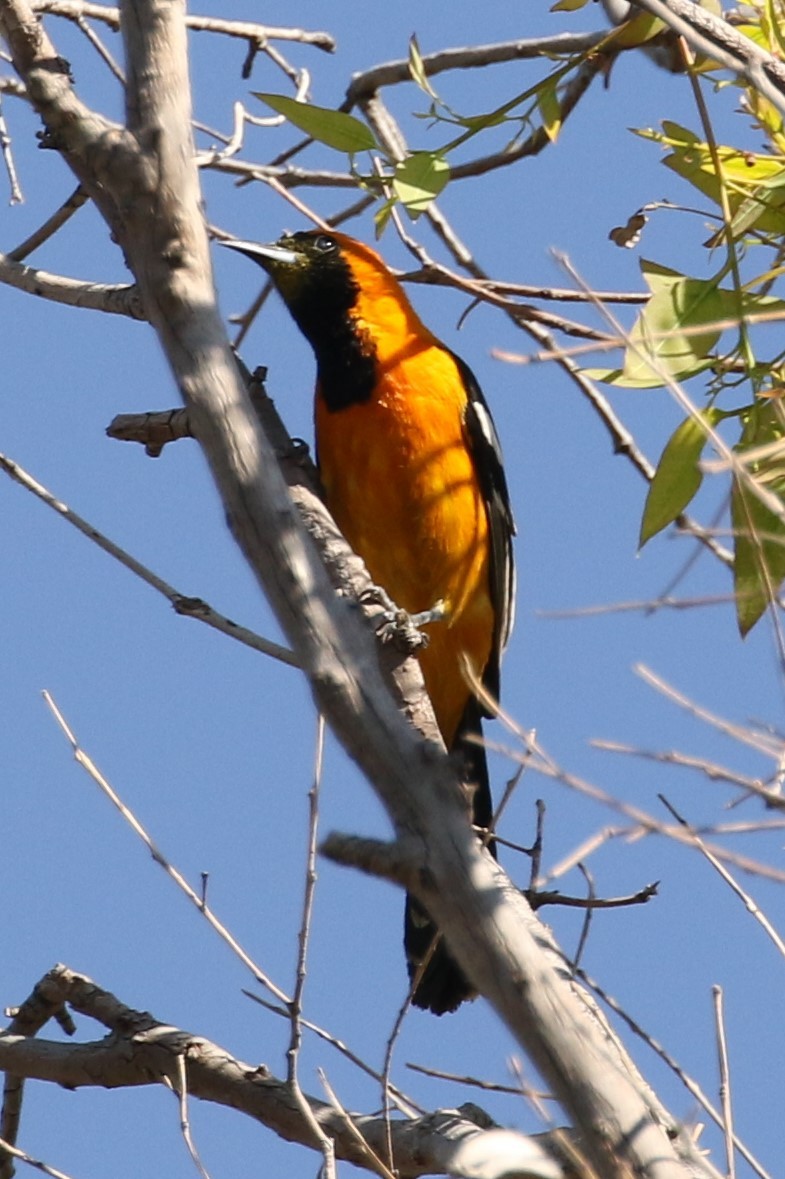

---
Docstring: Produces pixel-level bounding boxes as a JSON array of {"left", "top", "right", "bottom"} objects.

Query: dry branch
[
  {"left": 0, "top": 251, "right": 143, "bottom": 314},
  {"left": 343, "top": 33, "right": 606, "bottom": 104},
  {"left": 0, "top": 966, "right": 568, "bottom": 1179},
  {"left": 33, "top": 1, "right": 336, "bottom": 51},
  {"left": 0, "top": 448, "right": 298, "bottom": 667}
]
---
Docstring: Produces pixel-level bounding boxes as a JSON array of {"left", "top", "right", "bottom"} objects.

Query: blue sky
[{"left": 2, "top": 2, "right": 783, "bottom": 1177}]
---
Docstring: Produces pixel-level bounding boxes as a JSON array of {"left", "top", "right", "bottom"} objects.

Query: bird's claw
[{"left": 359, "top": 586, "right": 446, "bottom": 654}]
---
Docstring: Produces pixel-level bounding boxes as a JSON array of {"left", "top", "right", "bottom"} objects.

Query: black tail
[{"left": 404, "top": 697, "right": 496, "bottom": 1015}]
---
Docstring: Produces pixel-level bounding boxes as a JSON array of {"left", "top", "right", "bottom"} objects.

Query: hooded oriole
[{"left": 224, "top": 230, "right": 515, "bottom": 1014}]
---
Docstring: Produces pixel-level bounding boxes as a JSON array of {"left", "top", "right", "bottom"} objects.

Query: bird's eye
[{"left": 313, "top": 233, "right": 336, "bottom": 254}]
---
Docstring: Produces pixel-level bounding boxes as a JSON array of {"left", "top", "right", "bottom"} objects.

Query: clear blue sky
[{"left": 2, "top": 2, "right": 782, "bottom": 1177}]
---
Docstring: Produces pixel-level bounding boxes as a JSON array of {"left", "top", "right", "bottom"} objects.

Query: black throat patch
[{"left": 285, "top": 251, "right": 378, "bottom": 412}]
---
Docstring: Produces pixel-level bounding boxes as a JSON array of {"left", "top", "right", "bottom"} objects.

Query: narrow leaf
[
  {"left": 580, "top": 367, "right": 675, "bottom": 389},
  {"left": 732, "top": 402, "right": 785, "bottom": 634},
  {"left": 373, "top": 199, "right": 395, "bottom": 239},
  {"left": 640, "top": 409, "right": 721, "bottom": 546},
  {"left": 408, "top": 34, "right": 439, "bottom": 100},
  {"left": 537, "top": 80, "right": 561, "bottom": 142},
  {"left": 253, "top": 93, "right": 378, "bottom": 153}
]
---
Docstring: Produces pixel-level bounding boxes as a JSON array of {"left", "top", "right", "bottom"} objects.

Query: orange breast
[{"left": 316, "top": 341, "right": 493, "bottom": 747}]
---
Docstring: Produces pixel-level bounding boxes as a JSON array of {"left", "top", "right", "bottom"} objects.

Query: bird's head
[
  {"left": 221, "top": 230, "right": 356, "bottom": 310},
  {"left": 221, "top": 229, "right": 428, "bottom": 355}
]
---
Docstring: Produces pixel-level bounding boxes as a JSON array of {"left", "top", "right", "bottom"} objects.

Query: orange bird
[{"left": 224, "top": 230, "right": 515, "bottom": 1014}]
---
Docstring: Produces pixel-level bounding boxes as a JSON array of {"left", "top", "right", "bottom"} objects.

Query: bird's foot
[{"left": 359, "top": 587, "right": 446, "bottom": 654}]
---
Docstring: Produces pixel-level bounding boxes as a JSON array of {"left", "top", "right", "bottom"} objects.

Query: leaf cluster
[{"left": 590, "top": 4, "right": 785, "bottom": 634}]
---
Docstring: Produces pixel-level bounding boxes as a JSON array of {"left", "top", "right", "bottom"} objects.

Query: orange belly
[{"left": 316, "top": 345, "right": 493, "bottom": 747}]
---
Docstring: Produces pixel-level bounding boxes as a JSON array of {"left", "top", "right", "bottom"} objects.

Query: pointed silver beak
[{"left": 219, "top": 238, "right": 300, "bottom": 267}]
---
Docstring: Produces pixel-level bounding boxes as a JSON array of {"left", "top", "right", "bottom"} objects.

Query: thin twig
[
  {"left": 0, "top": 450, "right": 298, "bottom": 668},
  {"left": 380, "top": 990, "right": 413, "bottom": 1176},
  {"left": 242, "top": 989, "right": 422, "bottom": 1116},
  {"left": 7, "top": 185, "right": 89, "bottom": 261},
  {"left": 538, "top": 593, "right": 740, "bottom": 619},
  {"left": 343, "top": 32, "right": 606, "bottom": 104},
  {"left": 284, "top": 717, "right": 337, "bottom": 1173},
  {"left": 171, "top": 1054, "right": 212, "bottom": 1179},
  {"left": 288, "top": 714, "right": 325, "bottom": 1081},
  {"left": 319, "top": 1070, "right": 393, "bottom": 1179},
  {"left": 42, "top": 692, "right": 292, "bottom": 1005},
  {"left": 403, "top": 268, "right": 648, "bottom": 305},
  {"left": 636, "top": 665, "right": 783, "bottom": 759},
  {"left": 592, "top": 739, "right": 785, "bottom": 811},
  {"left": 74, "top": 12, "right": 124, "bottom": 81},
  {"left": 482, "top": 715, "right": 785, "bottom": 883},
  {"left": 406, "top": 1061, "right": 553, "bottom": 1101},
  {"left": 712, "top": 986, "right": 735, "bottom": 1179},
  {"left": 0, "top": 92, "right": 22, "bottom": 202},
  {"left": 658, "top": 794, "right": 785, "bottom": 962},
  {"left": 572, "top": 864, "right": 595, "bottom": 970},
  {"left": 33, "top": 1, "right": 336, "bottom": 51},
  {"left": 530, "top": 799, "right": 545, "bottom": 892},
  {"left": 0, "top": 1138, "right": 76, "bottom": 1179}
]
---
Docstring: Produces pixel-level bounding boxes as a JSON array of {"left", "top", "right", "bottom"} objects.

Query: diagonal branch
[{"left": 624, "top": 0, "right": 785, "bottom": 113}]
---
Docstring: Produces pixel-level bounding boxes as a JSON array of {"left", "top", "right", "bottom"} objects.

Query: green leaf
[
  {"left": 550, "top": 0, "right": 590, "bottom": 9},
  {"left": 408, "top": 34, "right": 439, "bottom": 100},
  {"left": 607, "top": 11, "right": 666, "bottom": 48},
  {"left": 640, "top": 259, "right": 686, "bottom": 291},
  {"left": 537, "top": 80, "right": 561, "bottom": 142},
  {"left": 640, "top": 409, "right": 722, "bottom": 546},
  {"left": 392, "top": 152, "right": 450, "bottom": 215},
  {"left": 732, "top": 401, "right": 785, "bottom": 634},
  {"left": 623, "top": 272, "right": 726, "bottom": 386},
  {"left": 580, "top": 367, "right": 673, "bottom": 389},
  {"left": 764, "top": 0, "right": 785, "bottom": 57},
  {"left": 373, "top": 198, "right": 395, "bottom": 238},
  {"left": 253, "top": 94, "right": 378, "bottom": 153},
  {"left": 640, "top": 121, "right": 785, "bottom": 233},
  {"left": 737, "top": 290, "right": 785, "bottom": 323}
]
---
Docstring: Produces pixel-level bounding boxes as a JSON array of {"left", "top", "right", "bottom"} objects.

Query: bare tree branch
[
  {"left": 33, "top": 0, "right": 336, "bottom": 52},
  {"left": 7, "top": 184, "right": 88, "bottom": 259},
  {"left": 0, "top": 448, "right": 298, "bottom": 667},
  {"left": 0, "top": 967, "right": 569, "bottom": 1179},
  {"left": 343, "top": 33, "right": 606, "bottom": 105},
  {"left": 0, "top": 251, "right": 143, "bottom": 313}
]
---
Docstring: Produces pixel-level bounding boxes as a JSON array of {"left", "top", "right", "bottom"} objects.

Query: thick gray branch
[
  {"left": 0, "top": 251, "right": 143, "bottom": 314},
  {"left": 344, "top": 33, "right": 605, "bottom": 105},
  {"left": 0, "top": 967, "right": 566, "bottom": 1179}
]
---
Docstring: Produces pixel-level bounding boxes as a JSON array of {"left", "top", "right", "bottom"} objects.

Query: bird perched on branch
[{"left": 223, "top": 229, "right": 515, "bottom": 1014}]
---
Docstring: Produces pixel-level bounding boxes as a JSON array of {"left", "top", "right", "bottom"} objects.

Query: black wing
[{"left": 454, "top": 354, "right": 516, "bottom": 714}]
